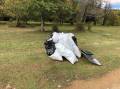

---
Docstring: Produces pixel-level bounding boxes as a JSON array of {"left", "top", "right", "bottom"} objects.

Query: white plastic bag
[
  {"left": 49, "top": 49, "right": 63, "bottom": 61},
  {"left": 52, "top": 32, "right": 81, "bottom": 58},
  {"left": 55, "top": 43, "right": 78, "bottom": 64},
  {"left": 52, "top": 32, "right": 59, "bottom": 43},
  {"left": 44, "top": 38, "right": 63, "bottom": 61},
  {"left": 67, "top": 33, "right": 81, "bottom": 58},
  {"left": 49, "top": 32, "right": 81, "bottom": 64}
]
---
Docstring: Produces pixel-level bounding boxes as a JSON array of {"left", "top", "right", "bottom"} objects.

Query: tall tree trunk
[{"left": 40, "top": 15, "right": 45, "bottom": 32}]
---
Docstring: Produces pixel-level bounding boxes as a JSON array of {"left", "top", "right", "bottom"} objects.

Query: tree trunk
[
  {"left": 24, "top": 17, "right": 28, "bottom": 25},
  {"left": 16, "top": 18, "right": 21, "bottom": 27},
  {"left": 75, "top": 8, "right": 86, "bottom": 31},
  {"left": 82, "top": 5, "right": 88, "bottom": 23},
  {"left": 70, "top": 21, "right": 74, "bottom": 25},
  {"left": 102, "top": 16, "right": 107, "bottom": 25},
  {"left": 87, "top": 22, "right": 92, "bottom": 32},
  {"left": 40, "top": 15, "right": 45, "bottom": 32}
]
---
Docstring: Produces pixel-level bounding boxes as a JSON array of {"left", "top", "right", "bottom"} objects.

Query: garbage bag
[
  {"left": 72, "top": 36, "right": 78, "bottom": 45},
  {"left": 52, "top": 32, "right": 59, "bottom": 43},
  {"left": 52, "top": 32, "right": 81, "bottom": 58},
  {"left": 81, "top": 50, "right": 102, "bottom": 66},
  {"left": 44, "top": 38, "right": 78, "bottom": 64},
  {"left": 44, "top": 39, "right": 63, "bottom": 61},
  {"left": 49, "top": 49, "right": 63, "bottom": 61},
  {"left": 55, "top": 43, "right": 78, "bottom": 64},
  {"left": 67, "top": 33, "right": 81, "bottom": 58},
  {"left": 44, "top": 32, "right": 101, "bottom": 65}
]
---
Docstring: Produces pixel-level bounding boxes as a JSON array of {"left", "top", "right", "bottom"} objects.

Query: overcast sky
[
  {"left": 109, "top": 0, "right": 120, "bottom": 3},
  {"left": 107, "top": 0, "right": 120, "bottom": 9}
]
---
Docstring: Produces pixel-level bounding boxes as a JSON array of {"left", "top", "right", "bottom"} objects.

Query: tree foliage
[
  {"left": 0, "top": 0, "right": 120, "bottom": 31},
  {"left": 4, "top": 0, "right": 32, "bottom": 26}
]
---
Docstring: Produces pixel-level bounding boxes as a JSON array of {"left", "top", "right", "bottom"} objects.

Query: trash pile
[{"left": 44, "top": 32, "right": 102, "bottom": 66}]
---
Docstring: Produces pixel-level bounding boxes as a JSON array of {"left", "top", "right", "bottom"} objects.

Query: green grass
[{"left": 0, "top": 24, "right": 120, "bottom": 89}]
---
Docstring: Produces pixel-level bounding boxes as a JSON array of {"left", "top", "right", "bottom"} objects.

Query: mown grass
[{"left": 0, "top": 24, "right": 120, "bottom": 89}]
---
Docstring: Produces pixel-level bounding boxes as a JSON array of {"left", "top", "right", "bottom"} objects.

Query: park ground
[
  {"left": 65, "top": 68, "right": 120, "bottom": 89},
  {"left": 0, "top": 24, "right": 120, "bottom": 89}
]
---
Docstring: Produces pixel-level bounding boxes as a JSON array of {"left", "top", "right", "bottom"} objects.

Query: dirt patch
[{"left": 64, "top": 68, "right": 120, "bottom": 89}]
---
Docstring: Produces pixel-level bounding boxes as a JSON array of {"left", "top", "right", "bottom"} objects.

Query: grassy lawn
[{"left": 0, "top": 24, "right": 120, "bottom": 89}]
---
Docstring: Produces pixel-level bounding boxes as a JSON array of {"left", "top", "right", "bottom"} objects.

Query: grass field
[{"left": 0, "top": 24, "right": 120, "bottom": 89}]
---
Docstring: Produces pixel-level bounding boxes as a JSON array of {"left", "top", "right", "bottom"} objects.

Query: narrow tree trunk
[
  {"left": 75, "top": 10, "right": 85, "bottom": 31},
  {"left": 24, "top": 17, "right": 28, "bottom": 25},
  {"left": 102, "top": 16, "right": 107, "bottom": 25},
  {"left": 70, "top": 22, "right": 74, "bottom": 25},
  {"left": 87, "top": 22, "right": 92, "bottom": 32},
  {"left": 40, "top": 15, "right": 45, "bottom": 32},
  {"left": 82, "top": 5, "right": 88, "bottom": 23},
  {"left": 94, "top": 20, "right": 96, "bottom": 25},
  {"left": 16, "top": 18, "right": 21, "bottom": 27}
]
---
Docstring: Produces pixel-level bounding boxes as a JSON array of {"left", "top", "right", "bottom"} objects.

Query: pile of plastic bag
[
  {"left": 44, "top": 32, "right": 81, "bottom": 64},
  {"left": 44, "top": 32, "right": 102, "bottom": 65}
]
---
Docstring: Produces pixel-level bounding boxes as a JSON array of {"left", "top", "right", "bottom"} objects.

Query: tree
[
  {"left": 0, "top": 0, "right": 5, "bottom": 16},
  {"left": 74, "top": 0, "right": 103, "bottom": 31},
  {"left": 54, "top": 1, "right": 73, "bottom": 24},
  {"left": 103, "top": 10, "right": 120, "bottom": 26},
  {"left": 102, "top": 1, "right": 112, "bottom": 25},
  {"left": 30, "top": 0, "right": 60, "bottom": 31},
  {"left": 4, "top": 0, "right": 32, "bottom": 26}
]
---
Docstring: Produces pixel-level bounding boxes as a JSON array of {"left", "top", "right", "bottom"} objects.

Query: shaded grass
[{"left": 0, "top": 25, "right": 120, "bottom": 89}]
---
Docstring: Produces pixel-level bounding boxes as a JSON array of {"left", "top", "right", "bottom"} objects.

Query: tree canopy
[{"left": 0, "top": 0, "right": 120, "bottom": 31}]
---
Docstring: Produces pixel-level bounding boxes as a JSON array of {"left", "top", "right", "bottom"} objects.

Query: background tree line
[{"left": 0, "top": 0, "right": 120, "bottom": 31}]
